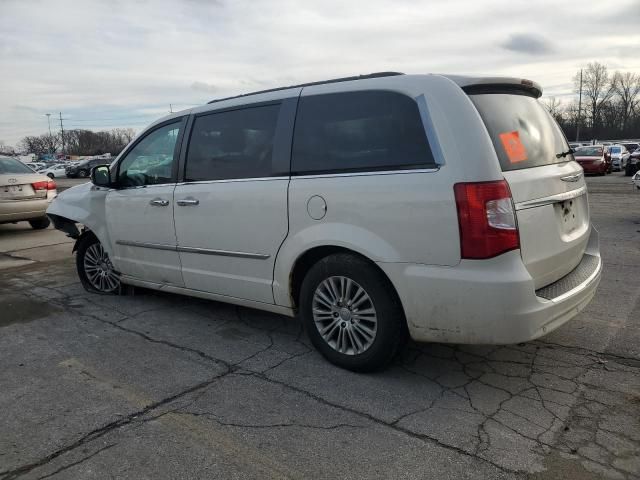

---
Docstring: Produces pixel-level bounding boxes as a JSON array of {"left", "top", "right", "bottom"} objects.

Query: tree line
[
  {"left": 544, "top": 62, "right": 640, "bottom": 141},
  {"left": 14, "top": 128, "right": 136, "bottom": 157}
]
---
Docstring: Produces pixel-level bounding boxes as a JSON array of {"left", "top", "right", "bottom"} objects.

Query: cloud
[
  {"left": 191, "top": 81, "right": 219, "bottom": 93},
  {"left": 1, "top": 0, "right": 639, "bottom": 146},
  {"left": 500, "top": 33, "right": 554, "bottom": 55}
]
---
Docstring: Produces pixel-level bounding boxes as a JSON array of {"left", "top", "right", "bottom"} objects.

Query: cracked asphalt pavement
[{"left": 1, "top": 174, "right": 639, "bottom": 479}]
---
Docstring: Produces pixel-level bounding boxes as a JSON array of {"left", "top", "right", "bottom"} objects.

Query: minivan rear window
[
  {"left": 292, "top": 90, "right": 435, "bottom": 175},
  {"left": 469, "top": 93, "right": 571, "bottom": 171}
]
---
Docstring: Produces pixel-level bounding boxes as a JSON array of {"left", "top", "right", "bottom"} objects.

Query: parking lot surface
[{"left": 1, "top": 174, "right": 639, "bottom": 479}]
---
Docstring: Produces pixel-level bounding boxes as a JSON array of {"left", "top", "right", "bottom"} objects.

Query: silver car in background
[{"left": 1, "top": 156, "right": 57, "bottom": 229}]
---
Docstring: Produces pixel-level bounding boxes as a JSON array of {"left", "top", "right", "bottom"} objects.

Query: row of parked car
[
  {"left": 28, "top": 156, "right": 110, "bottom": 179},
  {"left": 569, "top": 141, "right": 640, "bottom": 176}
]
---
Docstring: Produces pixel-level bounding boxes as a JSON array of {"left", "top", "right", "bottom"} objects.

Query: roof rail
[{"left": 206, "top": 71, "right": 405, "bottom": 104}]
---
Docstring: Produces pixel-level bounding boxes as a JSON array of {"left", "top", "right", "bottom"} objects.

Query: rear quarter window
[
  {"left": 292, "top": 90, "right": 435, "bottom": 175},
  {"left": 469, "top": 93, "right": 571, "bottom": 171}
]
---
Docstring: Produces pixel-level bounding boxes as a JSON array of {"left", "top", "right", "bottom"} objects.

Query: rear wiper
[{"left": 556, "top": 148, "right": 574, "bottom": 159}]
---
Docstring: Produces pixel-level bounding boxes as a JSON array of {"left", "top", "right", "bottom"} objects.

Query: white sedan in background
[{"left": 39, "top": 164, "right": 67, "bottom": 179}]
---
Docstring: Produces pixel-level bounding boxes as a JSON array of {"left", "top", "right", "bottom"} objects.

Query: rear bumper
[
  {"left": 0, "top": 197, "right": 54, "bottom": 223},
  {"left": 378, "top": 227, "right": 601, "bottom": 345}
]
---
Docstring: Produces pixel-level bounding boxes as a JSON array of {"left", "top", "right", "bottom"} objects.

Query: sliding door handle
[
  {"left": 149, "top": 198, "right": 170, "bottom": 206},
  {"left": 176, "top": 198, "right": 199, "bottom": 206}
]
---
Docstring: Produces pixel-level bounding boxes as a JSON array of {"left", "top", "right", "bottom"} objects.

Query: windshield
[
  {"left": 576, "top": 146, "right": 603, "bottom": 157},
  {"left": 469, "top": 93, "right": 571, "bottom": 171},
  {"left": 0, "top": 157, "right": 36, "bottom": 174}
]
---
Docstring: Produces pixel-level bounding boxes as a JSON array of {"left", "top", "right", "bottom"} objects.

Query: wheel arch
[{"left": 287, "top": 245, "right": 406, "bottom": 322}]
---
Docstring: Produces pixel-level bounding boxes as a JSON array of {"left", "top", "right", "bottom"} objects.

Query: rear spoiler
[
  {"left": 462, "top": 82, "right": 542, "bottom": 99},
  {"left": 442, "top": 75, "right": 542, "bottom": 99}
]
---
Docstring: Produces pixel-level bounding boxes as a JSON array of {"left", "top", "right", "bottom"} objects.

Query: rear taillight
[
  {"left": 32, "top": 180, "right": 56, "bottom": 191},
  {"left": 454, "top": 180, "right": 520, "bottom": 259}
]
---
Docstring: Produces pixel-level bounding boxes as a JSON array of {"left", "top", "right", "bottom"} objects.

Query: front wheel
[
  {"left": 47, "top": 173, "right": 54, "bottom": 179},
  {"left": 78, "top": 169, "right": 89, "bottom": 178},
  {"left": 76, "top": 235, "right": 120, "bottom": 294},
  {"left": 299, "top": 253, "right": 406, "bottom": 372}
]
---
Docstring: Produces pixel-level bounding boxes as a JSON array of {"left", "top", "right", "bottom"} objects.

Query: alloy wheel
[
  {"left": 83, "top": 242, "right": 120, "bottom": 292},
  {"left": 312, "top": 276, "right": 378, "bottom": 355}
]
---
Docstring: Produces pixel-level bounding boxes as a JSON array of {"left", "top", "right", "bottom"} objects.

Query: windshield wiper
[{"left": 556, "top": 148, "right": 574, "bottom": 159}]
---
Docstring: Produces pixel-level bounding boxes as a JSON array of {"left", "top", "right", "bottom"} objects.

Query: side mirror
[{"left": 91, "top": 165, "right": 112, "bottom": 187}]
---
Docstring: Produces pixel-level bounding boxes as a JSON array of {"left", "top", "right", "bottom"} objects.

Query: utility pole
[
  {"left": 169, "top": 104, "right": 173, "bottom": 113},
  {"left": 576, "top": 69, "right": 583, "bottom": 142},
  {"left": 45, "top": 113, "right": 53, "bottom": 154},
  {"left": 59, "top": 112, "right": 65, "bottom": 154},
  {"left": 45, "top": 113, "right": 52, "bottom": 136}
]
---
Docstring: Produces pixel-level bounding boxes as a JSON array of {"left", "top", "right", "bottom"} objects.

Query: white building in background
[{"left": 19, "top": 153, "right": 37, "bottom": 163}]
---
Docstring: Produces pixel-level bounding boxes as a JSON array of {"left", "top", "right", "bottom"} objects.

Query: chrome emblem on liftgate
[
  {"left": 7, "top": 178, "right": 17, "bottom": 184},
  {"left": 560, "top": 172, "right": 583, "bottom": 182}
]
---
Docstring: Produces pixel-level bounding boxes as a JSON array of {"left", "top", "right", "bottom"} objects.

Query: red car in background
[{"left": 573, "top": 145, "right": 611, "bottom": 175}]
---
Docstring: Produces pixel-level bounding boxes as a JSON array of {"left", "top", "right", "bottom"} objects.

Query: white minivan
[{"left": 48, "top": 72, "right": 602, "bottom": 371}]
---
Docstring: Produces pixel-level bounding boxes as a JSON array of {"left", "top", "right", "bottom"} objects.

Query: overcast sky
[{"left": 1, "top": 0, "right": 639, "bottom": 146}]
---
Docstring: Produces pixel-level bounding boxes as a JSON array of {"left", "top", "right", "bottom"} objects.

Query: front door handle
[
  {"left": 149, "top": 198, "right": 170, "bottom": 206},
  {"left": 176, "top": 198, "right": 199, "bottom": 206}
]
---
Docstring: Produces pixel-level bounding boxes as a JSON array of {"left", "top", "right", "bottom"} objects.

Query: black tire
[
  {"left": 76, "top": 234, "right": 120, "bottom": 294},
  {"left": 78, "top": 169, "right": 89, "bottom": 178},
  {"left": 625, "top": 164, "right": 634, "bottom": 176},
  {"left": 47, "top": 172, "right": 54, "bottom": 179},
  {"left": 28, "top": 217, "right": 50, "bottom": 230},
  {"left": 299, "top": 253, "right": 407, "bottom": 372}
]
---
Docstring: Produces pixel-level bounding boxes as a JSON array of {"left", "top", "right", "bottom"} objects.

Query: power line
[{"left": 65, "top": 116, "right": 155, "bottom": 122}]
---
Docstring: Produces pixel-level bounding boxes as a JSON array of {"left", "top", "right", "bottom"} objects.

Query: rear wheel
[
  {"left": 76, "top": 235, "right": 120, "bottom": 294},
  {"left": 299, "top": 253, "right": 406, "bottom": 372},
  {"left": 28, "top": 217, "right": 50, "bottom": 230}
]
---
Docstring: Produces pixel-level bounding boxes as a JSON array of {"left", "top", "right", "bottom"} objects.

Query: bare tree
[
  {"left": 542, "top": 97, "right": 565, "bottom": 124},
  {"left": 18, "top": 128, "right": 136, "bottom": 157},
  {"left": 612, "top": 71, "right": 640, "bottom": 133},
  {"left": 574, "top": 62, "right": 615, "bottom": 133}
]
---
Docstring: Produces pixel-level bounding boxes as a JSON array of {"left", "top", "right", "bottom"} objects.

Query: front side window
[
  {"left": 185, "top": 104, "right": 280, "bottom": 181},
  {"left": 292, "top": 90, "right": 435, "bottom": 175},
  {"left": 117, "top": 121, "right": 181, "bottom": 187}
]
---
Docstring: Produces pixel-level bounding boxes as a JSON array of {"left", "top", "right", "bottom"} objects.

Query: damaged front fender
[{"left": 46, "top": 182, "right": 114, "bottom": 256}]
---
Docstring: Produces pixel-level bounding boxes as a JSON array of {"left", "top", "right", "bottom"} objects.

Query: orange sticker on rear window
[{"left": 499, "top": 131, "right": 528, "bottom": 163}]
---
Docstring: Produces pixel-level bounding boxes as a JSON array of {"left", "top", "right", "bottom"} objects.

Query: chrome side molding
[{"left": 115, "top": 240, "right": 270, "bottom": 259}]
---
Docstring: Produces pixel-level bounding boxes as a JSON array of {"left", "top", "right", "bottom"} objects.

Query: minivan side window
[
  {"left": 185, "top": 104, "right": 280, "bottom": 182},
  {"left": 117, "top": 121, "right": 181, "bottom": 187},
  {"left": 292, "top": 90, "right": 435, "bottom": 175}
]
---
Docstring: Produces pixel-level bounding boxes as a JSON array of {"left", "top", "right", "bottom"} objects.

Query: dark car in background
[
  {"left": 65, "top": 158, "right": 107, "bottom": 178},
  {"left": 574, "top": 145, "right": 610, "bottom": 175},
  {"left": 627, "top": 149, "right": 640, "bottom": 176}
]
